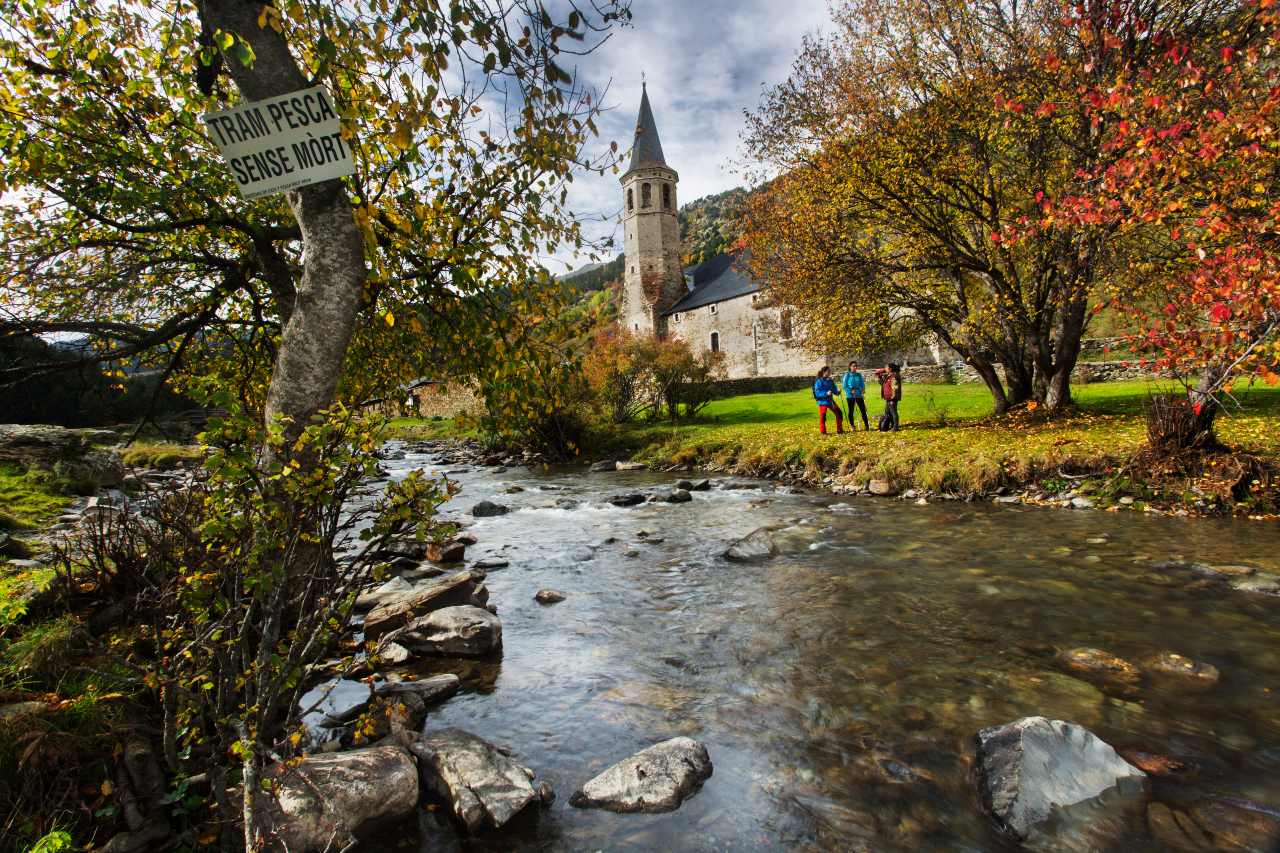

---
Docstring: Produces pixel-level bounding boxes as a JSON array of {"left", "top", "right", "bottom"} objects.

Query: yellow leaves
[
  {"left": 384, "top": 312, "right": 395, "bottom": 328},
  {"left": 390, "top": 120, "right": 414, "bottom": 151}
]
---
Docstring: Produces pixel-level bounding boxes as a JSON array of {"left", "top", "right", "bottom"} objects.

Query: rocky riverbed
[
  {"left": 295, "top": 438, "right": 1280, "bottom": 851},
  {"left": 8, "top": 430, "right": 1280, "bottom": 850}
]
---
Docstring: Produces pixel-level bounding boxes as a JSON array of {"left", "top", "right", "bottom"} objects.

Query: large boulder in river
[
  {"left": 723, "top": 526, "right": 782, "bottom": 562},
  {"left": 975, "top": 716, "right": 1147, "bottom": 845},
  {"left": 362, "top": 570, "right": 489, "bottom": 640},
  {"left": 569, "top": 737, "right": 713, "bottom": 813},
  {"left": 383, "top": 605, "right": 501, "bottom": 657},
  {"left": 410, "top": 728, "right": 545, "bottom": 832},
  {"left": 257, "top": 745, "right": 418, "bottom": 851}
]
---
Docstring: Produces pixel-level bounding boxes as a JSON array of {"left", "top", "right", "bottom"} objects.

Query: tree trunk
[
  {"left": 200, "top": 0, "right": 367, "bottom": 443},
  {"left": 965, "top": 354, "right": 1010, "bottom": 414},
  {"left": 1043, "top": 292, "right": 1089, "bottom": 411}
]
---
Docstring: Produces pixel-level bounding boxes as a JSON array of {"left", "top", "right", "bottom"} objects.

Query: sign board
[{"left": 202, "top": 86, "right": 354, "bottom": 199}]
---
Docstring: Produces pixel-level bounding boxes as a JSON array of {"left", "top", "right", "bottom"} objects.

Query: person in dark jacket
[
  {"left": 813, "top": 366, "right": 844, "bottom": 435},
  {"left": 880, "top": 362, "right": 903, "bottom": 431},
  {"left": 841, "top": 360, "right": 870, "bottom": 431}
]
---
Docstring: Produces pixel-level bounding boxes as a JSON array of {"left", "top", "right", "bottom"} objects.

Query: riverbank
[{"left": 391, "top": 379, "right": 1280, "bottom": 518}]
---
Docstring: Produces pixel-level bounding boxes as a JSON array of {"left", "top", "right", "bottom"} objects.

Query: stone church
[{"left": 619, "top": 85, "right": 816, "bottom": 380}]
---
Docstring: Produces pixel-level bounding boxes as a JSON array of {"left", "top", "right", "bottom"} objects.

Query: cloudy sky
[{"left": 547, "top": 0, "right": 833, "bottom": 272}]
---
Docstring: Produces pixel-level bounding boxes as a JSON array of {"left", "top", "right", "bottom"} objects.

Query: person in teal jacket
[
  {"left": 841, "top": 360, "right": 870, "bottom": 431},
  {"left": 813, "top": 366, "right": 844, "bottom": 434}
]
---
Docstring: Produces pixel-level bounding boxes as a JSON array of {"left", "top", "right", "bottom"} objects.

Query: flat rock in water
[
  {"left": 471, "top": 500, "right": 510, "bottom": 518},
  {"left": 688, "top": 479, "right": 711, "bottom": 491},
  {"left": 1143, "top": 651, "right": 1220, "bottom": 687},
  {"left": 362, "top": 570, "right": 489, "bottom": 640},
  {"left": 354, "top": 576, "right": 414, "bottom": 612},
  {"left": 589, "top": 460, "right": 617, "bottom": 472},
  {"left": 975, "top": 716, "right": 1147, "bottom": 843},
  {"left": 258, "top": 746, "right": 418, "bottom": 852},
  {"left": 472, "top": 558, "right": 509, "bottom": 570},
  {"left": 410, "top": 728, "right": 542, "bottom": 832},
  {"left": 608, "top": 493, "right": 645, "bottom": 507},
  {"left": 534, "top": 589, "right": 566, "bottom": 604},
  {"left": 615, "top": 460, "right": 648, "bottom": 471},
  {"left": 723, "top": 527, "right": 781, "bottom": 562},
  {"left": 569, "top": 736, "right": 712, "bottom": 813},
  {"left": 384, "top": 605, "right": 501, "bottom": 657},
  {"left": 374, "top": 673, "right": 460, "bottom": 705},
  {"left": 1057, "top": 647, "right": 1142, "bottom": 684}
]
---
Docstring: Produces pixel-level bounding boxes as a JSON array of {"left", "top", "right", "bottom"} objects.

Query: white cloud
[{"left": 545, "top": 0, "right": 831, "bottom": 272}]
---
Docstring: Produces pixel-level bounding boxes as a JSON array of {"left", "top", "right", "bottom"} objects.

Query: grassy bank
[{"left": 390, "top": 379, "right": 1280, "bottom": 515}]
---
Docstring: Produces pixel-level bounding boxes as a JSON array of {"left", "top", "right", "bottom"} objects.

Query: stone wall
[
  {"left": 951, "top": 359, "right": 1167, "bottom": 385},
  {"left": 409, "top": 383, "right": 481, "bottom": 419}
]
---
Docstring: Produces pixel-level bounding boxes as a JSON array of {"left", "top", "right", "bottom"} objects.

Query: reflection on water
[{"left": 361, "top": 442, "right": 1280, "bottom": 851}]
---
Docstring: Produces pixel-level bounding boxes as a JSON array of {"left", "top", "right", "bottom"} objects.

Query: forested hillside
[{"left": 678, "top": 187, "right": 749, "bottom": 265}]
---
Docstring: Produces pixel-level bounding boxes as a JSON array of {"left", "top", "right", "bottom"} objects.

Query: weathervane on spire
[{"left": 641, "top": 70, "right": 646, "bottom": 88}]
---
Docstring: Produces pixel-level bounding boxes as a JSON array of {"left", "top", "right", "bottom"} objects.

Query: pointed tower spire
[{"left": 628, "top": 82, "right": 667, "bottom": 173}]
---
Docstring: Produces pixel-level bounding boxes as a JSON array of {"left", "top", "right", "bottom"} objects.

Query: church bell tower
[{"left": 620, "top": 83, "right": 683, "bottom": 337}]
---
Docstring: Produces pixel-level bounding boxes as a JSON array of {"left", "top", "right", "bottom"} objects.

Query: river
[{"left": 360, "top": 440, "right": 1280, "bottom": 851}]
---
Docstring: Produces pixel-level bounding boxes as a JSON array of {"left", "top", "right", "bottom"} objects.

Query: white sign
[{"left": 203, "top": 86, "right": 354, "bottom": 199}]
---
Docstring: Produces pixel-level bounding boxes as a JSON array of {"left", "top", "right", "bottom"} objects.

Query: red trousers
[{"left": 819, "top": 404, "right": 844, "bottom": 434}]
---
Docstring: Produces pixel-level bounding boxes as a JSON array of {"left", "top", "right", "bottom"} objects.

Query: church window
[
  {"left": 710, "top": 332, "right": 720, "bottom": 353},
  {"left": 662, "top": 183, "right": 671, "bottom": 209},
  {"left": 780, "top": 309, "right": 793, "bottom": 340},
  {"left": 627, "top": 188, "right": 633, "bottom": 211},
  {"left": 641, "top": 182, "right": 652, "bottom": 207}
]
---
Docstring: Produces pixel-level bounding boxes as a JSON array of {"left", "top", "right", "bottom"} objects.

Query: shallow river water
[{"left": 361, "top": 441, "right": 1280, "bottom": 852}]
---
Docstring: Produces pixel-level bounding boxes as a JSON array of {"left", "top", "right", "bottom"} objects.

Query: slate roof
[
  {"left": 627, "top": 84, "right": 668, "bottom": 173},
  {"left": 664, "top": 251, "right": 760, "bottom": 315}
]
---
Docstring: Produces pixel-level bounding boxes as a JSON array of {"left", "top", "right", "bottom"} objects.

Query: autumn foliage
[
  {"left": 1027, "top": 0, "right": 1280, "bottom": 397},
  {"left": 742, "top": 0, "right": 1275, "bottom": 425}
]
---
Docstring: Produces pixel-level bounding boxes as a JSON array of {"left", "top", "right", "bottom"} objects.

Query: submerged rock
[
  {"left": 589, "top": 460, "right": 617, "bottom": 472},
  {"left": 1143, "top": 652, "right": 1220, "bottom": 688},
  {"left": 258, "top": 746, "right": 418, "bottom": 852},
  {"left": 975, "top": 716, "right": 1147, "bottom": 844},
  {"left": 1057, "top": 647, "right": 1142, "bottom": 684},
  {"left": 384, "top": 605, "right": 502, "bottom": 657},
  {"left": 723, "top": 526, "right": 781, "bottom": 562},
  {"left": 1230, "top": 574, "right": 1280, "bottom": 596},
  {"left": 569, "top": 737, "right": 713, "bottom": 813},
  {"left": 665, "top": 489, "right": 693, "bottom": 504},
  {"left": 362, "top": 570, "right": 489, "bottom": 640},
  {"left": 471, "top": 500, "right": 510, "bottom": 518},
  {"left": 410, "top": 728, "right": 543, "bottom": 832}
]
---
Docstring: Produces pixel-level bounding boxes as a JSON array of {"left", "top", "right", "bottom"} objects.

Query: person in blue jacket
[
  {"left": 841, "top": 360, "right": 870, "bottom": 431},
  {"left": 813, "top": 366, "right": 844, "bottom": 435}
]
